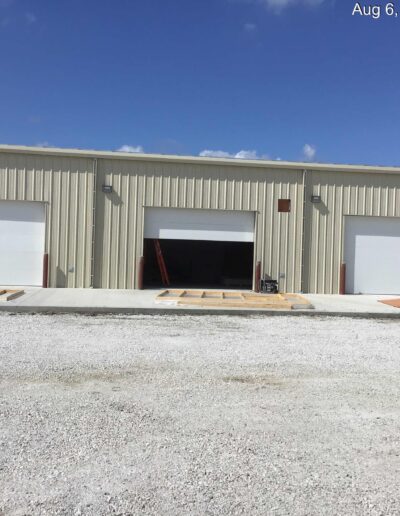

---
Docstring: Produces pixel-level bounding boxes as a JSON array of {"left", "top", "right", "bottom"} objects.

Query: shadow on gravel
[{"left": 222, "top": 375, "right": 284, "bottom": 386}]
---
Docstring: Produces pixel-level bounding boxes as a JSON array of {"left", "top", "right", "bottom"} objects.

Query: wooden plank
[
  {"left": 176, "top": 299, "right": 292, "bottom": 309},
  {"left": 156, "top": 289, "right": 312, "bottom": 310},
  {"left": 379, "top": 298, "right": 400, "bottom": 308},
  {"left": 283, "top": 294, "right": 313, "bottom": 307},
  {"left": 0, "top": 289, "right": 24, "bottom": 302}
]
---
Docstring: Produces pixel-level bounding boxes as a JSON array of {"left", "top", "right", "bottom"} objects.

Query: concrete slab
[
  {"left": 305, "top": 294, "right": 400, "bottom": 314},
  {"left": 0, "top": 288, "right": 399, "bottom": 317}
]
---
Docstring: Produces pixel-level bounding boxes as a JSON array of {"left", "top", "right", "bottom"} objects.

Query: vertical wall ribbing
[
  {"left": 307, "top": 170, "right": 400, "bottom": 293},
  {"left": 93, "top": 160, "right": 304, "bottom": 290},
  {"left": 0, "top": 152, "right": 94, "bottom": 287},
  {"left": 2, "top": 151, "right": 399, "bottom": 293}
]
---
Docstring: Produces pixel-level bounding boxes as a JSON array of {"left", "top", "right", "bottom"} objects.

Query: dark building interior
[{"left": 143, "top": 239, "right": 253, "bottom": 289}]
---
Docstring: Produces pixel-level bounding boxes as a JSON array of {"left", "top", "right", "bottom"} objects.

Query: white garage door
[
  {"left": 0, "top": 201, "right": 45, "bottom": 286},
  {"left": 144, "top": 208, "right": 254, "bottom": 242},
  {"left": 344, "top": 216, "right": 400, "bottom": 294}
]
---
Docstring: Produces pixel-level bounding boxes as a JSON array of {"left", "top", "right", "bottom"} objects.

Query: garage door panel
[
  {"left": 0, "top": 253, "right": 44, "bottom": 285},
  {"left": 345, "top": 216, "right": 400, "bottom": 294},
  {"left": 0, "top": 221, "right": 45, "bottom": 252},
  {"left": 144, "top": 208, "right": 254, "bottom": 242},
  {"left": 0, "top": 202, "right": 45, "bottom": 286},
  {"left": 0, "top": 202, "right": 45, "bottom": 223}
]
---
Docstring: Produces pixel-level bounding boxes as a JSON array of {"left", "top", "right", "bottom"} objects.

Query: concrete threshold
[
  {"left": 1, "top": 288, "right": 399, "bottom": 319},
  {"left": 1, "top": 305, "right": 400, "bottom": 319}
]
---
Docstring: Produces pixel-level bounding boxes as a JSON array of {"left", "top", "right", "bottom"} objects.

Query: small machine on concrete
[{"left": 260, "top": 278, "right": 279, "bottom": 294}]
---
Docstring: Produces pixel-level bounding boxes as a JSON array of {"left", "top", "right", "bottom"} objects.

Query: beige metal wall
[
  {"left": 0, "top": 152, "right": 95, "bottom": 287},
  {"left": 3, "top": 147, "right": 400, "bottom": 294},
  {"left": 94, "top": 159, "right": 304, "bottom": 291},
  {"left": 304, "top": 169, "right": 400, "bottom": 293}
]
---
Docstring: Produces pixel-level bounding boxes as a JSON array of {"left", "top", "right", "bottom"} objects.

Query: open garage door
[
  {"left": 143, "top": 208, "right": 254, "bottom": 289},
  {"left": 144, "top": 208, "right": 254, "bottom": 242},
  {"left": 344, "top": 216, "right": 400, "bottom": 294},
  {"left": 0, "top": 201, "right": 45, "bottom": 286}
]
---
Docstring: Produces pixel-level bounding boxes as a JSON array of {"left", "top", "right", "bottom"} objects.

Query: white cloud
[
  {"left": 234, "top": 149, "right": 262, "bottom": 159},
  {"left": 0, "top": 0, "right": 12, "bottom": 29},
  {"left": 25, "top": 12, "right": 36, "bottom": 24},
  {"left": 199, "top": 150, "right": 232, "bottom": 158},
  {"left": 36, "top": 141, "right": 50, "bottom": 147},
  {"left": 199, "top": 149, "right": 269, "bottom": 160},
  {"left": 264, "top": 0, "right": 293, "bottom": 9},
  {"left": 302, "top": 143, "right": 316, "bottom": 160},
  {"left": 244, "top": 22, "right": 257, "bottom": 31},
  {"left": 247, "top": 0, "right": 325, "bottom": 13},
  {"left": 117, "top": 145, "right": 144, "bottom": 153}
]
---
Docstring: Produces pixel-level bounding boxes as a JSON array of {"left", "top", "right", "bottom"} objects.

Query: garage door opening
[
  {"left": 143, "top": 207, "right": 255, "bottom": 290},
  {"left": 0, "top": 201, "right": 45, "bottom": 286},
  {"left": 143, "top": 239, "right": 253, "bottom": 289},
  {"left": 344, "top": 215, "right": 400, "bottom": 294}
]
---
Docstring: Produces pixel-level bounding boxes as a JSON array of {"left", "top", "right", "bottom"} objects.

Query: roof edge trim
[{"left": 0, "top": 144, "right": 400, "bottom": 175}]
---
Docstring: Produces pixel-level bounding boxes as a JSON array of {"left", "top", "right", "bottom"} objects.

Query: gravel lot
[{"left": 1, "top": 313, "right": 400, "bottom": 515}]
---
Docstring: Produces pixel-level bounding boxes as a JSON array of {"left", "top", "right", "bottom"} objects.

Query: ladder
[{"left": 153, "top": 239, "right": 170, "bottom": 286}]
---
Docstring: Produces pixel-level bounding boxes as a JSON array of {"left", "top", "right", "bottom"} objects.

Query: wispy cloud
[
  {"left": 263, "top": 0, "right": 293, "bottom": 11},
  {"left": 0, "top": 4, "right": 37, "bottom": 29},
  {"left": 199, "top": 150, "right": 232, "bottom": 158},
  {"left": 25, "top": 12, "right": 37, "bottom": 24},
  {"left": 117, "top": 145, "right": 144, "bottom": 153},
  {"left": 241, "top": 0, "right": 326, "bottom": 13},
  {"left": 244, "top": 22, "right": 257, "bottom": 31},
  {"left": 199, "top": 149, "right": 269, "bottom": 160},
  {"left": 36, "top": 141, "right": 50, "bottom": 147},
  {"left": 302, "top": 143, "right": 316, "bottom": 161}
]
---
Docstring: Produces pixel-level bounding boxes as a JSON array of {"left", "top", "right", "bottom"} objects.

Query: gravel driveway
[{"left": 1, "top": 313, "right": 400, "bottom": 515}]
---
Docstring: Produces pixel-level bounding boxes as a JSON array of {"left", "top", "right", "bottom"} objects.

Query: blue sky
[{"left": 0, "top": 0, "right": 399, "bottom": 165}]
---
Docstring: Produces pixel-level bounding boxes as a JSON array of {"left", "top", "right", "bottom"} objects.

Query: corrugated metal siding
[
  {"left": 4, "top": 148, "right": 399, "bottom": 294},
  {"left": 94, "top": 159, "right": 304, "bottom": 291},
  {"left": 306, "top": 170, "right": 400, "bottom": 293},
  {"left": 0, "top": 152, "right": 94, "bottom": 287}
]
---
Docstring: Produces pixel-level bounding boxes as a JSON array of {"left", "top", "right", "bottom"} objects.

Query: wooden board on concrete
[
  {"left": 379, "top": 298, "right": 400, "bottom": 309},
  {"left": 156, "top": 290, "right": 312, "bottom": 310},
  {"left": 0, "top": 289, "right": 24, "bottom": 302}
]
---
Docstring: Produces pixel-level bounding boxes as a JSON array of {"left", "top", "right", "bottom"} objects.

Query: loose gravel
[{"left": 1, "top": 313, "right": 400, "bottom": 515}]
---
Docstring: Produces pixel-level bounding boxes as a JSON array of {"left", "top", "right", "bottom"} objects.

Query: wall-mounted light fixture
[
  {"left": 311, "top": 194, "right": 321, "bottom": 203},
  {"left": 102, "top": 185, "right": 113, "bottom": 193}
]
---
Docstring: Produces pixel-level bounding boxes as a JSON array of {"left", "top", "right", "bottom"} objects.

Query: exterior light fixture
[
  {"left": 311, "top": 195, "right": 321, "bottom": 203},
  {"left": 102, "top": 185, "right": 113, "bottom": 193}
]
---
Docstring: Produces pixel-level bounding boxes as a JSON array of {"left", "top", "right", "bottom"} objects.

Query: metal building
[{"left": 1, "top": 144, "right": 400, "bottom": 294}]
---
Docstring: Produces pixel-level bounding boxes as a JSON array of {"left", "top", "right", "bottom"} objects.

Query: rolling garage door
[
  {"left": 144, "top": 208, "right": 254, "bottom": 242},
  {"left": 344, "top": 216, "right": 400, "bottom": 294},
  {"left": 0, "top": 201, "right": 45, "bottom": 286},
  {"left": 143, "top": 208, "right": 254, "bottom": 288}
]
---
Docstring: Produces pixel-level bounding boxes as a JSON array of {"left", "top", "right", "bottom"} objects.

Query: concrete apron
[{"left": 0, "top": 288, "right": 400, "bottom": 318}]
